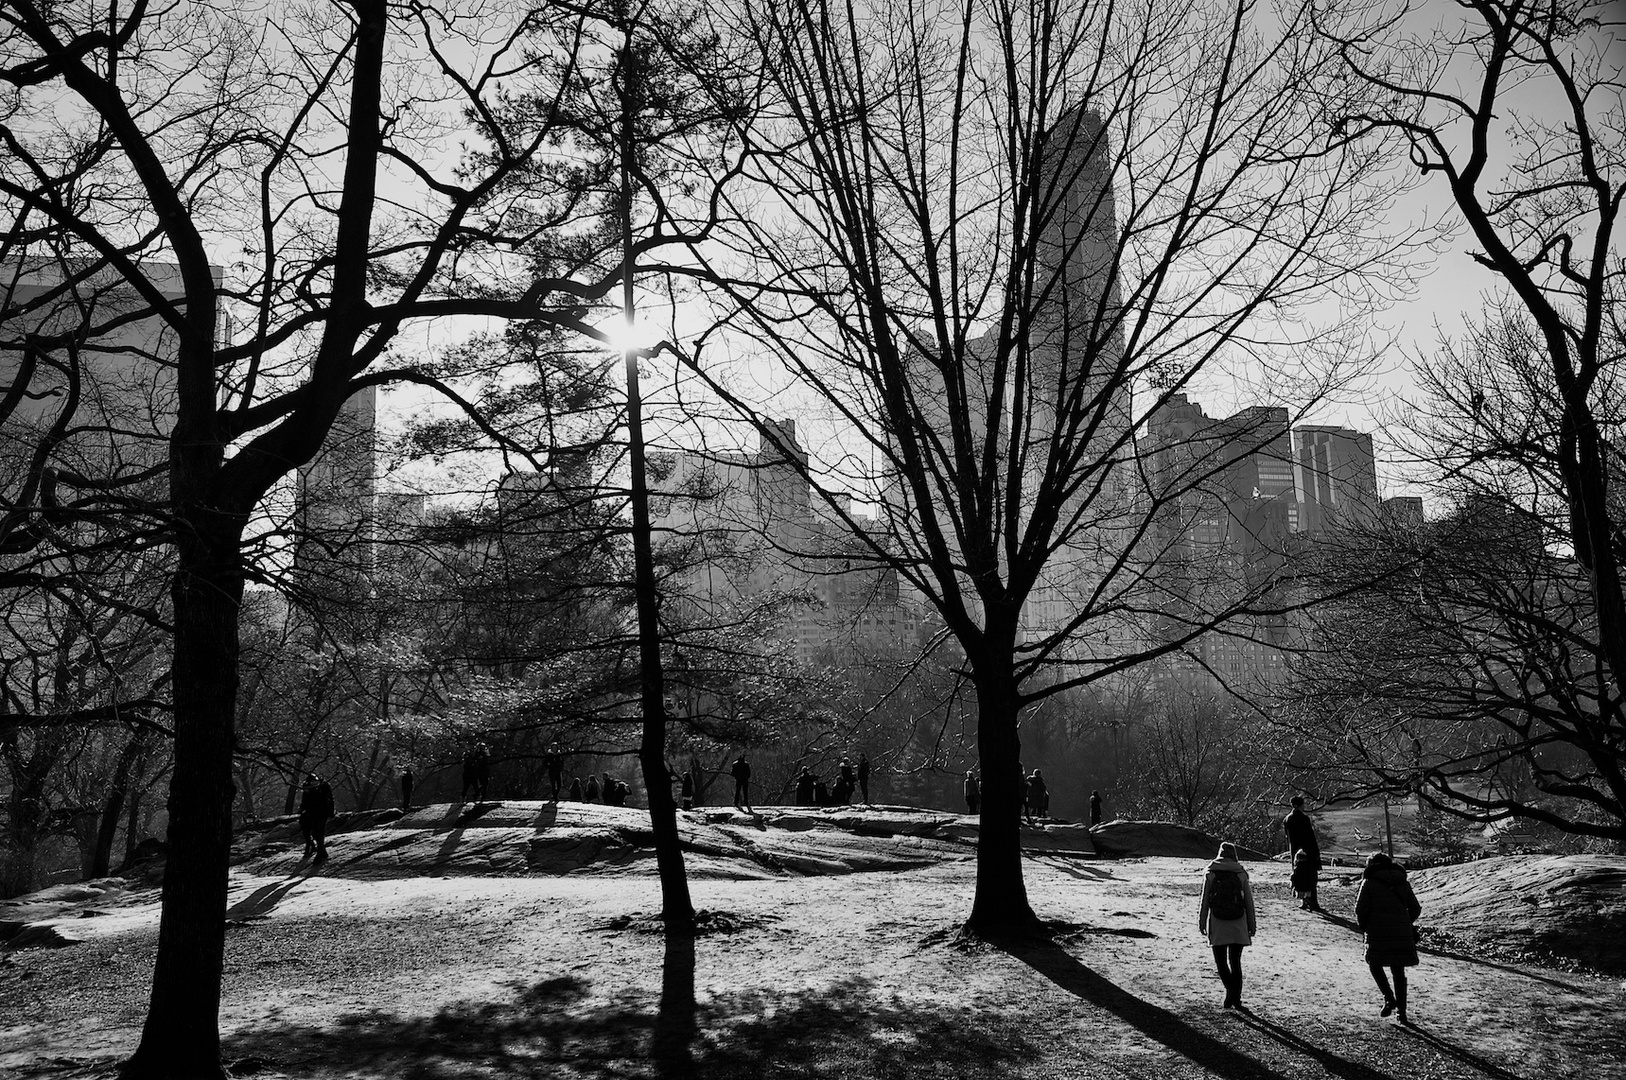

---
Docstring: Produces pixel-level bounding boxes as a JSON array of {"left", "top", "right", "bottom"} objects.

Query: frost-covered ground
[{"left": 3, "top": 802, "right": 1623, "bottom": 1079}]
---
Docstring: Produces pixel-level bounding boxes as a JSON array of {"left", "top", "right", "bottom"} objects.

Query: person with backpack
[
  {"left": 730, "top": 755, "right": 752, "bottom": 810},
  {"left": 1355, "top": 851, "right": 1423, "bottom": 1024},
  {"left": 1198, "top": 841, "right": 1257, "bottom": 1009}
]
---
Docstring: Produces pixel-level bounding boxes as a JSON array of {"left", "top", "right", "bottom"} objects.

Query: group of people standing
[
  {"left": 1198, "top": 797, "right": 1423, "bottom": 1021},
  {"left": 962, "top": 769, "right": 1098, "bottom": 824},
  {"left": 792, "top": 755, "right": 871, "bottom": 807}
]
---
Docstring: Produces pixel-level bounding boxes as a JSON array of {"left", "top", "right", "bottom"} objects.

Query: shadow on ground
[{"left": 221, "top": 959, "right": 1028, "bottom": 1080}]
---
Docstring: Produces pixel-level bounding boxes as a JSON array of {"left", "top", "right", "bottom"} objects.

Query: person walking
[
  {"left": 964, "top": 770, "right": 980, "bottom": 815},
  {"left": 298, "top": 773, "right": 336, "bottom": 863},
  {"left": 1283, "top": 795, "right": 1323, "bottom": 911},
  {"left": 1355, "top": 851, "right": 1422, "bottom": 1024},
  {"left": 1089, "top": 790, "right": 1103, "bottom": 826},
  {"left": 856, "top": 754, "right": 871, "bottom": 804},
  {"left": 1198, "top": 841, "right": 1257, "bottom": 1009},
  {"left": 730, "top": 755, "right": 752, "bottom": 810},
  {"left": 399, "top": 766, "right": 415, "bottom": 811}
]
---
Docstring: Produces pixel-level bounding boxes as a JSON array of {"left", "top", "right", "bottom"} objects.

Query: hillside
[{"left": 3, "top": 801, "right": 1623, "bottom": 1079}]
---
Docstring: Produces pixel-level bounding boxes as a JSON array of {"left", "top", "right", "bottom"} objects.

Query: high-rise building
[
  {"left": 1295, "top": 425, "right": 1378, "bottom": 533},
  {"left": 292, "top": 385, "right": 378, "bottom": 598}
]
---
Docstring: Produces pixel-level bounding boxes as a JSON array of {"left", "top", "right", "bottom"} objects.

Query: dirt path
[{"left": 4, "top": 851, "right": 1622, "bottom": 1079}]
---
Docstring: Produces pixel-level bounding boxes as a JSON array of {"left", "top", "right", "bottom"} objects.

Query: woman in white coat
[{"left": 1198, "top": 841, "right": 1258, "bottom": 1009}]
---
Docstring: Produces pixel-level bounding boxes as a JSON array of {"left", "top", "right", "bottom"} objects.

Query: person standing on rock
[
  {"left": 856, "top": 754, "right": 871, "bottom": 804},
  {"left": 399, "top": 766, "right": 415, "bottom": 811},
  {"left": 1355, "top": 851, "right": 1422, "bottom": 1024},
  {"left": 1282, "top": 795, "right": 1322, "bottom": 912},
  {"left": 544, "top": 745, "right": 565, "bottom": 800},
  {"left": 964, "top": 770, "right": 980, "bottom": 815},
  {"left": 679, "top": 769, "right": 695, "bottom": 810},
  {"left": 569, "top": 775, "right": 583, "bottom": 801},
  {"left": 585, "top": 774, "right": 600, "bottom": 802},
  {"left": 838, "top": 759, "right": 855, "bottom": 804},
  {"left": 1026, "top": 769, "right": 1049, "bottom": 822},
  {"left": 1198, "top": 841, "right": 1256, "bottom": 1010},
  {"left": 730, "top": 755, "right": 752, "bottom": 810},
  {"left": 794, "top": 767, "right": 817, "bottom": 807},
  {"left": 1090, "top": 790, "right": 1103, "bottom": 826},
  {"left": 299, "top": 773, "right": 336, "bottom": 863}
]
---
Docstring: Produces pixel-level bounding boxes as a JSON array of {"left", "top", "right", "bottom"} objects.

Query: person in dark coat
[
  {"left": 1355, "top": 851, "right": 1422, "bottom": 1024},
  {"left": 298, "top": 773, "right": 336, "bottom": 862},
  {"left": 471, "top": 743, "right": 491, "bottom": 801},
  {"left": 1089, "top": 790, "right": 1103, "bottom": 826},
  {"left": 568, "top": 775, "right": 583, "bottom": 801},
  {"left": 856, "top": 754, "right": 871, "bottom": 804},
  {"left": 964, "top": 771, "right": 980, "bottom": 815},
  {"left": 1282, "top": 795, "right": 1322, "bottom": 911},
  {"left": 837, "top": 759, "right": 855, "bottom": 804},
  {"left": 544, "top": 746, "right": 565, "bottom": 799},
  {"left": 794, "top": 767, "right": 817, "bottom": 807},
  {"left": 730, "top": 756, "right": 752, "bottom": 810},
  {"left": 1198, "top": 841, "right": 1257, "bottom": 1009},
  {"left": 399, "top": 766, "right": 415, "bottom": 811},
  {"left": 1026, "top": 769, "right": 1049, "bottom": 821},
  {"left": 679, "top": 769, "right": 695, "bottom": 811},
  {"left": 585, "top": 774, "right": 601, "bottom": 803}
]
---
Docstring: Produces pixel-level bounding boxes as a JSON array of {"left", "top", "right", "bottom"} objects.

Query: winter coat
[
  {"left": 1290, "top": 855, "right": 1319, "bottom": 893},
  {"left": 1355, "top": 861, "right": 1422, "bottom": 967},
  {"left": 298, "top": 781, "right": 334, "bottom": 823},
  {"left": 1198, "top": 858, "right": 1256, "bottom": 946},
  {"left": 1283, "top": 809, "right": 1321, "bottom": 865}
]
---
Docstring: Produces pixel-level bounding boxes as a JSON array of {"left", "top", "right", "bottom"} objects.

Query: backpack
[{"left": 1210, "top": 870, "right": 1246, "bottom": 921}]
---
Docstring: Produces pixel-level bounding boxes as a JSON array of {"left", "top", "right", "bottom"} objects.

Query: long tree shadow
[
  {"left": 1234, "top": 1011, "right": 1399, "bottom": 1080},
  {"left": 1317, "top": 912, "right": 1578, "bottom": 990},
  {"left": 224, "top": 878, "right": 302, "bottom": 923},
  {"left": 1001, "top": 938, "right": 1289, "bottom": 1080},
  {"left": 1396, "top": 1023, "right": 1528, "bottom": 1080},
  {"left": 222, "top": 973, "right": 1031, "bottom": 1079}
]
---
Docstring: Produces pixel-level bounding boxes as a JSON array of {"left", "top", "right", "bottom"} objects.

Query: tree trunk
[
  {"left": 92, "top": 731, "right": 145, "bottom": 878},
  {"left": 121, "top": 522, "right": 243, "bottom": 1080},
  {"left": 965, "top": 663, "right": 1038, "bottom": 937}
]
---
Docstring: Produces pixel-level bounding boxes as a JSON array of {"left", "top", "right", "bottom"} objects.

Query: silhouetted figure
[
  {"left": 856, "top": 754, "right": 870, "bottom": 804},
  {"left": 399, "top": 767, "right": 415, "bottom": 811},
  {"left": 607, "top": 778, "right": 629, "bottom": 806},
  {"left": 1089, "top": 790, "right": 1102, "bottom": 826},
  {"left": 1026, "top": 769, "right": 1049, "bottom": 821},
  {"left": 585, "top": 774, "right": 601, "bottom": 803},
  {"left": 1291, "top": 849, "right": 1318, "bottom": 908},
  {"left": 1356, "top": 851, "right": 1422, "bottom": 1024},
  {"left": 569, "top": 776, "right": 583, "bottom": 801},
  {"left": 964, "top": 771, "right": 980, "bottom": 815},
  {"left": 832, "top": 774, "right": 853, "bottom": 805},
  {"left": 794, "top": 767, "right": 817, "bottom": 807},
  {"left": 730, "top": 756, "right": 752, "bottom": 809},
  {"left": 298, "top": 773, "right": 335, "bottom": 862},
  {"left": 1283, "top": 795, "right": 1322, "bottom": 911},
  {"left": 462, "top": 743, "right": 491, "bottom": 802},
  {"left": 689, "top": 764, "right": 704, "bottom": 807},
  {"left": 813, "top": 778, "right": 830, "bottom": 806},
  {"left": 679, "top": 770, "right": 694, "bottom": 810},
  {"left": 544, "top": 746, "right": 565, "bottom": 799},
  {"left": 1199, "top": 841, "right": 1256, "bottom": 1009}
]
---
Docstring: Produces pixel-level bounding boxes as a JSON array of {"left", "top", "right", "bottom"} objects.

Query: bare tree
[
  {"left": 0, "top": 2, "right": 655, "bottom": 1073},
  {"left": 680, "top": 0, "right": 1417, "bottom": 935},
  {"left": 1320, "top": 0, "right": 1625, "bottom": 715}
]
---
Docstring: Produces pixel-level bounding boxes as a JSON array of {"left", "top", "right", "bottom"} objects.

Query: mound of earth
[
  {"left": 1086, "top": 819, "right": 1233, "bottom": 859},
  {"left": 1408, "top": 854, "right": 1626, "bottom": 974}
]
